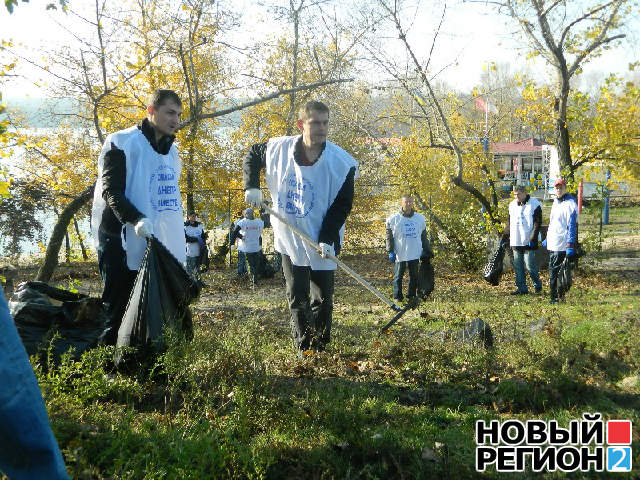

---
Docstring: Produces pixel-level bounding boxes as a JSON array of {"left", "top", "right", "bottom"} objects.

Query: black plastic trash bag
[
  {"left": 483, "top": 244, "right": 506, "bottom": 286},
  {"left": 456, "top": 318, "right": 494, "bottom": 349},
  {"left": 259, "top": 208, "right": 271, "bottom": 228},
  {"left": 115, "top": 237, "right": 200, "bottom": 367},
  {"left": 557, "top": 257, "right": 572, "bottom": 299},
  {"left": 197, "top": 241, "right": 210, "bottom": 272},
  {"left": 9, "top": 281, "right": 105, "bottom": 365},
  {"left": 417, "top": 257, "right": 435, "bottom": 298},
  {"left": 258, "top": 251, "right": 276, "bottom": 279}
]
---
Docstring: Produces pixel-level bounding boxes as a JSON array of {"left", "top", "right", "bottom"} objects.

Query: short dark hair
[
  {"left": 401, "top": 194, "right": 413, "bottom": 200},
  {"left": 298, "top": 100, "right": 329, "bottom": 121},
  {"left": 150, "top": 89, "right": 182, "bottom": 109},
  {"left": 513, "top": 185, "right": 526, "bottom": 192}
]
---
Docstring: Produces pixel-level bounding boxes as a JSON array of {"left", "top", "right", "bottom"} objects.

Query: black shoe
[
  {"left": 393, "top": 296, "right": 404, "bottom": 302},
  {"left": 534, "top": 287, "right": 542, "bottom": 294},
  {"left": 510, "top": 290, "right": 527, "bottom": 295},
  {"left": 407, "top": 297, "right": 419, "bottom": 309},
  {"left": 549, "top": 298, "right": 559, "bottom": 304}
]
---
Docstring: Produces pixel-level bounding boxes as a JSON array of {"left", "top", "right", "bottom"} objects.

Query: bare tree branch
[{"left": 178, "top": 78, "right": 354, "bottom": 129}]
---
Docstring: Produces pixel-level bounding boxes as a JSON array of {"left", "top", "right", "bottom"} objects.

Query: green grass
[{"left": 27, "top": 211, "right": 640, "bottom": 479}]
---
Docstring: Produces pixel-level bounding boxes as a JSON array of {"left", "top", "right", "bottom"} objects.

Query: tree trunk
[
  {"left": 73, "top": 216, "right": 89, "bottom": 260},
  {"left": 450, "top": 175, "right": 497, "bottom": 223},
  {"left": 185, "top": 121, "right": 199, "bottom": 214},
  {"left": 36, "top": 184, "right": 95, "bottom": 282},
  {"left": 554, "top": 70, "right": 573, "bottom": 181},
  {"left": 64, "top": 230, "right": 71, "bottom": 264},
  {"left": 52, "top": 204, "right": 71, "bottom": 264}
]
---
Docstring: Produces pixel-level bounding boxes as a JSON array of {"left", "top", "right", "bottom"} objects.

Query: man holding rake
[{"left": 243, "top": 100, "right": 357, "bottom": 355}]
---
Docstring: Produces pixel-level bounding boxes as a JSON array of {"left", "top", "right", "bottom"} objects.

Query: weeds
[{"left": 27, "top": 236, "right": 640, "bottom": 478}]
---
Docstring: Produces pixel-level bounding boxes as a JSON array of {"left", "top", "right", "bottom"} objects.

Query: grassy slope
[{"left": 26, "top": 208, "right": 640, "bottom": 479}]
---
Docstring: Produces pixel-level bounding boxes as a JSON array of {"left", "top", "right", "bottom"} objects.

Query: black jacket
[
  {"left": 243, "top": 137, "right": 356, "bottom": 254},
  {"left": 98, "top": 119, "right": 176, "bottom": 242}
]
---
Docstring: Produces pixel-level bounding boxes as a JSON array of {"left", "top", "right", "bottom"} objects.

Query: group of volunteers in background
[{"left": 2, "top": 89, "right": 580, "bottom": 478}]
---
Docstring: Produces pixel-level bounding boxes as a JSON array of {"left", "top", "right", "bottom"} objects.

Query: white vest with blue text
[
  {"left": 264, "top": 135, "right": 358, "bottom": 270},
  {"left": 386, "top": 212, "right": 426, "bottom": 262},
  {"left": 508, "top": 197, "right": 541, "bottom": 247},
  {"left": 91, "top": 126, "right": 186, "bottom": 270}
]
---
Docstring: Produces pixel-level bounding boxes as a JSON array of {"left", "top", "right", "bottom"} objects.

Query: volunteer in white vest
[
  {"left": 501, "top": 185, "right": 543, "bottom": 295},
  {"left": 91, "top": 89, "right": 186, "bottom": 345},
  {"left": 184, "top": 211, "right": 206, "bottom": 282},
  {"left": 386, "top": 194, "right": 430, "bottom": 304},
  {"left": 231, "top": 208, "right": 264, "bottom": 285},
  {"left": 243, "top": 100, "right": 358, "bottom": 355},
  {"left": 542, "top": 178, "right": 578, "bottom": 304}
]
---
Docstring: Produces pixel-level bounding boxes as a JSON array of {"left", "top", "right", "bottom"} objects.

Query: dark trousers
[
  {"left": 548, "top": 251, "right": 566, "bottom": 302},
  {"left": 246, "top": 251, "right": 261, "bottom": 284},
  {"left": 393, "top": 259, "right": 419, "bottom": 300},
  {"left": 281, "top": 253, "right": 335, "bottom": 351},
  {"left": 97, "top": 237, "right": 137, "bottom": 346}
]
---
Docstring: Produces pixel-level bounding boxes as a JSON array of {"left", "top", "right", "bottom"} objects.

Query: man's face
[
  {"left": 298, "top": 110, "right": 329, "bottom": 147},
  {"left": 401, "top": 196, "right": 414, "bottom": 212},
  {"left": 515, "top": 189, "right": 527, "bottom": 203},
  {"left": 187, "top": 214, "right": 196, "bottom": 223},
  {"left": 554, "top": 184, "right": 567, "bottom": 197},
  {"left": 148, "top": 100, "right": 182, "bottom": 137}
]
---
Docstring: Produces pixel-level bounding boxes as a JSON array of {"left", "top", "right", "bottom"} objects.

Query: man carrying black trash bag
[
  {"left": 91, "top": 90, "right": 187, "bottom": 345},
  {"left": 542, "top": 178, "right": 578, "bottom": 304}
]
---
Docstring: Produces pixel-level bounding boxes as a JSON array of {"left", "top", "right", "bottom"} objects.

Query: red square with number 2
[{"left": 607, "top": 420, "right": 632, "bottom": 444}]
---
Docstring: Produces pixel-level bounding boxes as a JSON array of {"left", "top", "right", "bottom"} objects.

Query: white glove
[
  {"left": 244, "top": 188, "right": 263, "bottom": 207},
  {"left": 319, "top": 242, "right": 335, "bottom": 258},
  {"left": 133, "top": 217, "right": 154, "bottom": 238}
]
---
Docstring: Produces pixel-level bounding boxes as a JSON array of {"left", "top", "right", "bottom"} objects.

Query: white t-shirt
[
  {"left": 91, "top": 126, "right": 186, "bottom": 270},
  {"left": 386, "top": 212, "right": 426, "bottom": 262},
  {"left": 264, "top": 135, "right": 358, "bottom": 270},
  {"left": 235, "top": 218, "right": 264, "bottom": 253},
  {"left": 184, "top": 222, "right": 204, "bottom": 258},
  {"left": 508, "top": 197, "right": 541, "bottom": 247}
]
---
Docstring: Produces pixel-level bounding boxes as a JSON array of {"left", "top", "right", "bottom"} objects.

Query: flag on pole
[{"left": 474, "top": 96, "right": 498, "bottom": 114}]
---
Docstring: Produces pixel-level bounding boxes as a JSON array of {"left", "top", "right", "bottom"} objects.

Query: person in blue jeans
[
  {"left": 0, "top": 286, "right": 70, "bottom": 479},
  {"left": 501, "top": 185, "right": 543, "bottom": 295},
  {"left": 386, "top": 195, "right": 432, "bottom": 305}
]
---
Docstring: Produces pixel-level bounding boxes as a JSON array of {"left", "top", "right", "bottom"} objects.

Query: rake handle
[{"left": 261, "top": 204, "right": 399, "bottom": 311}]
